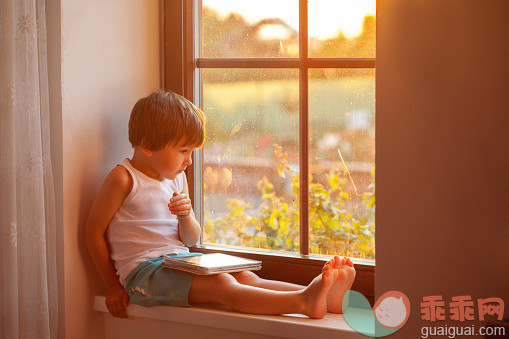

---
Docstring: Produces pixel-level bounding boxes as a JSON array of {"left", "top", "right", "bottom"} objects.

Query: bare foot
[
  {"left": 301, "top": 264, "right": 333, "bottom": 319},
  {"left": 326, "top": 255, "right": 356, "bottom": 313}
]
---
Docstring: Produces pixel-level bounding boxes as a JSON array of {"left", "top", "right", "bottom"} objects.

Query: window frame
[{"left": 162, "top": 0, "right": 375, "bottom": 304}]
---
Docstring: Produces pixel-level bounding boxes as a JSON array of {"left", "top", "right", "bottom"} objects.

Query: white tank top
[{"left": 107, "top": 158, "right": 189, "bottom": 285}]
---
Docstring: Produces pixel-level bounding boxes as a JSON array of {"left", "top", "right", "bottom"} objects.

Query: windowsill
[
  {"left": 191, "top": 244, "right": 375, "bottom": 271},
  {"left": 94, "top": 296, "right": 364, "bottom": 338}
]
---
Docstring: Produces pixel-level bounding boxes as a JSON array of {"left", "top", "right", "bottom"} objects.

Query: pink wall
[
  {"left": 376, "top": 0, "right": 509, "bottom": 337},
  {"left": 57, "top": 1, "right": 160, "bottom": 338}
]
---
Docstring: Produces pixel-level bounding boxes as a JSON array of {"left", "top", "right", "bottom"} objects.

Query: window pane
[
  {"left": 309, "top": 68, "right": 375, "bottom": 259},
  {"left": 308, "top": 0, "right": 375, "bottom": 58},
  {"left": 202, "top": 69, "right": 300, "bottom": 253},
  {"left": 202, "top": 0, "right": 299, "bottom": 58}
]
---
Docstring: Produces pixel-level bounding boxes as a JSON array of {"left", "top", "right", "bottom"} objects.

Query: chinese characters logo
[{"left": 420, "top": 295, "right": 504, "bottom": 322}]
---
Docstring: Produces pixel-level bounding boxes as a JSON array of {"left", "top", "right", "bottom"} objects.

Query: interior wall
[
  {"left": 59, "top": 1, "right": 160, "bottom": 338},
  {"left": 376, "top": 0, "right": 509, "bottom": 337}
]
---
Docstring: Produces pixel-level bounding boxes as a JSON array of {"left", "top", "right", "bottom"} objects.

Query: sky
[{"left": 202, "top": 0, "right": 376, "bottom": 39}]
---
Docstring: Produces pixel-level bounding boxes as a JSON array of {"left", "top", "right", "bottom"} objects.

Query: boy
[{"left": 84, "top": 90, "right": 356, "bottom": 320}]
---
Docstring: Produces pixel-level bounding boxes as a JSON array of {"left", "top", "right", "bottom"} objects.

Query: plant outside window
[{"left": 199, "top": 0, "right": 375, "bottom": 260}]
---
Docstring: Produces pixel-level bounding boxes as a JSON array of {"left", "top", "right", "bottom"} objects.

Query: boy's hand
[
  {"left": 168, "top": 192, "right": 192, "bottom": 218},
  {"left": 105, "top": 284, "right": 129, "bottom": 319}
]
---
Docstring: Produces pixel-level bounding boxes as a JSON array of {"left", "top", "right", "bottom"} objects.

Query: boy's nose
[{"left": 185, "top": 153, "right": 193, "bottom": 165}]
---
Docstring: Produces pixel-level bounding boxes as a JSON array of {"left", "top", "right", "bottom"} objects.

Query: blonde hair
[{"left": 128, "top": 90, "right": 205, "bottom": 151}]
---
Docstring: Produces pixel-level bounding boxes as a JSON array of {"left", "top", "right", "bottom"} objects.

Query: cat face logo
[
  {"left": 374, "top": 292, "right": 410, "bottom": 329},
  {"left": 343, "top": 290, "right": 411, "bottom": 337}
]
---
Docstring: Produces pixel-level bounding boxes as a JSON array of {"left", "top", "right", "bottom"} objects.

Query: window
[{"left": 163, "top": 0, "right": 375, "bottom": 302}]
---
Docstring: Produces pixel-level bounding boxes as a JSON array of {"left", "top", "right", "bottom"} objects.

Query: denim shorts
[{"left": 124, "top": 253, "right": 200, "bottom": 307}]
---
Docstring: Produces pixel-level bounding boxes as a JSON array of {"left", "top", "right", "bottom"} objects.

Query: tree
[{"left": 204, "top": 144, "right": 375, "bottom": 259}]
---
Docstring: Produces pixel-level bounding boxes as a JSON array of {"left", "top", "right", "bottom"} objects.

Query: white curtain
[{"left": 0, "top": 0, "right": 58, "bottom": 338}]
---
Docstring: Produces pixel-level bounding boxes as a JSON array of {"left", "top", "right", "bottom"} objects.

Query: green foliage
[{"left": 204, "top": 144, "right": 375, "bottom": 259}]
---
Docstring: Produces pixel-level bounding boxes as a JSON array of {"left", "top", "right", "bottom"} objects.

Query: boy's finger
[
  {"left": 169, "top": 202, "right": 188, "bottom": 210},
  {"left": 110, "top": 305, "right": 119, "bottom": 318},
  {"left": 106, "top": 301, "right": 118, "bottom": 317},
  {"left": 169, "top": 196, "right": 180, "bottom": 204},
  {"left": 170, "top": 199, "right": 189, "bottom": 206},
  {"left": 116, "top": 305, "right": 125, "bottom": 318},
  {"left": 170, "top": 205, "right": 191, "bottom": 213},
  {"left": 175, "top": 208, "right": 191, "bottom": 214},
  {"left": 120, "top": 305, "right": 127, "bottom": 318},
  {"left": 170, "top": 206, "right": 189, "bottom": 213},
  {"left": 106, "top": 304, "right": 114, "bottom": 317}
]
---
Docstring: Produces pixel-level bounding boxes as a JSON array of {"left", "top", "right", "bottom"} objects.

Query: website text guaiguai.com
[{"left": 421, "top": 325, "right": 505, "bottom": 338}]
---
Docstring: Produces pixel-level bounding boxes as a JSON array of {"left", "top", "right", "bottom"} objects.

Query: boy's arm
[
  {"left": 172, "top": 172, "right": 201, "bottom": 246},
  {"left": 84, "top": 166, "right": 132, "bottom": 318}
]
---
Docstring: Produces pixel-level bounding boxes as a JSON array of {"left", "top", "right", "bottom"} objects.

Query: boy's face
[{"left": 149, "top": 139, "right": 196, "bottom": 180}]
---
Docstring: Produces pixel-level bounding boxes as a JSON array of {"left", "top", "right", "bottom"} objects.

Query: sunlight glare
[
  {"left": 203, "top": 0, "right": 375, "bottom": 40},
  {"left": 258, "top": 25, "right": 292, "bottom": 40}
]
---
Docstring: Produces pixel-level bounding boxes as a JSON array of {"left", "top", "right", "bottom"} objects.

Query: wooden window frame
[{"left": 162, "top": 0, "right": 375, "bottom": 304}]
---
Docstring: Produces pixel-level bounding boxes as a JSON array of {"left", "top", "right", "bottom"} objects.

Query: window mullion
[
  {"left": 196, "top": 58, "right": 374, "bottom": 69},
  {"left": 299, "top": 0, "right": 309, "bottom": 255}
]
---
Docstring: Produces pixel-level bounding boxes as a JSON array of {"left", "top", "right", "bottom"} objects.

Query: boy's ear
[
  {"left": 141, "top": 147, "right": 153, "bottom": 156},
  {"left": 140, "top": 140, "right": 153, "bottom": 156}
]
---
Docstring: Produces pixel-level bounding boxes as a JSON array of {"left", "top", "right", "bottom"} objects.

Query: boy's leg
[
  {"left": 230, "top": 256, "right": 356, "bottom": 314},
  {"left": 230, "top": 256, "right": 352, "bottom": 291},
  {"left": 187, "top": 268, "right": 333, "bottom": 318},
  {"left": 231, "top": 271, "right": 305, "bottom": 291}
]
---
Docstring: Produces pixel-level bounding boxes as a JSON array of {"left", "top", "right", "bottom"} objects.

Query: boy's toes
[
  {"left": 322, "top": 262, "right": 331, "bottom": 272},
  {"left": 322, "top": 268, "right": 332, "bottom": 284},
  {"left": 326, "top": 256, "right": 354, "bottom": 273},
  {"left": 322, "top": 265, "right": 336, "bottom": 286},
  {"left": 333, "top": 255, "right": 341, "bottom": 269}
]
